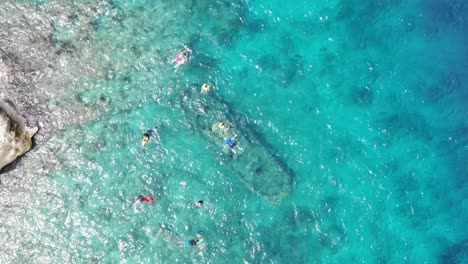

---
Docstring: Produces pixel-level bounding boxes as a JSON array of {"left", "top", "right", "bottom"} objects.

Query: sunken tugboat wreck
[{"left": 178, "top": 87, "right": 293, "bottom": 204}]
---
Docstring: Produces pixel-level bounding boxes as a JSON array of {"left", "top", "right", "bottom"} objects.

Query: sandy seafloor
[{"left": 0, "top": 0, "right": 467, "bottom": 263}]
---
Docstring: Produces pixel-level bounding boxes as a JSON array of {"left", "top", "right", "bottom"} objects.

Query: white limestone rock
[{"left": 0, "top": 102, "right": 38, "bottom": 170}]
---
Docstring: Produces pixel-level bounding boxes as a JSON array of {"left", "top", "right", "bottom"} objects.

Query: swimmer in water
[
  {"left": 177, "top": 237, "right": 205, "bottom": 247},
  {"left": 170, "top": 48, "right": 191, "bottom": 71},
  {"left": 192, "top": 200, "right": 204, "bottom": 208},
  {"left": 201, "top": 83, "right": 211, "bottom": 94},
  {"left": 141, "top": 128, "right": 159, "bottom": 147},
  {"left": 223, "top": 134, "right": 243, "bottom": 154},
  {"left": 217, "top": 122, "right": 230, "bottom": 132},
  {"left": 138, "top": 195, "right": 155, "bottom": 203}
]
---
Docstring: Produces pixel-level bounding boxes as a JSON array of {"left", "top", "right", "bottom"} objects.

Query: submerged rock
[{"left": 0, "top": 101, "right": 38, "bottom": 171}]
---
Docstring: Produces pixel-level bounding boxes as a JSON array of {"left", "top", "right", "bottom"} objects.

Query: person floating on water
[
  {"left": 192, "top": 200, "right": 204, "bottom": 208},
  {"left": 141, "top": 128, "right": 160, "bottom": 147},
  {"left": 201, "top": 83, "right": 211, "bottom": 94},
  {"left": 170, "top": 48, "right": 191, "bottom": 71},
  {"left": 138, "top": 195, "right": 155, "bottom": 203},
  {"left": 177, "top": 237, "right": 205, "bottom": 247},
  {"left": 224, "top": 134, "right": 242, "bottom": 154},
  {"left": 217, "top": 122, "right": 230, "bottom": 132}
]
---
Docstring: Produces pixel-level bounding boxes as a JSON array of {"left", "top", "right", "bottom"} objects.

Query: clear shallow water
[{"left": 1, "top": 0, "right": 467, "bottom": 263}]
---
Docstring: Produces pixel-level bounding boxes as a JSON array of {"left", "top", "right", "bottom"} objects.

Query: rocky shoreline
[
  {"left": 0, "top": 1, "right": 114, "bottom": 175},
  {"left": 0, "top": 4, "right": 54, "bottom": 174},
  {"left": 0, "top": 101, "right": 38, "bottom": 171}
]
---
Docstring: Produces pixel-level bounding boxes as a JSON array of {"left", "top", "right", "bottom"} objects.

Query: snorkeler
[
  {"left": 217, "top": 122, "right": 230, "bottom": 132},
  {"left": 170, "top": 48, "right": 191, "bottom": 71},
  {"left": 177, "top": 237, "right": 205, "bottom": 247},
  {"left": 224, "top": 137, "right": 236, "bottom": 148},
  {"left": 201, "top": 83, "right": 211, "bottom": 94},
  {"left": 192, "top": 200, "right": 204, "bottom": 208},
  {"left": 138, "top": 195, "right": 155, "bottom": 203},
  {"left": 141, "top": 128, "right": 159, "bottom": 147},
  {"left": 223, "top": 134, "right": 243, "bottom": 154}
]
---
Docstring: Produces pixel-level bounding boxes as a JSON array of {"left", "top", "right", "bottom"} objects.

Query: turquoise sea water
[{"left": 1, "top": 0, "right": 467, "bottom": 263}]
